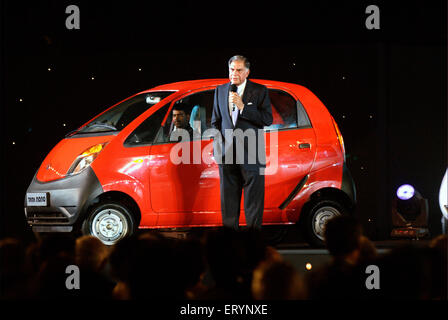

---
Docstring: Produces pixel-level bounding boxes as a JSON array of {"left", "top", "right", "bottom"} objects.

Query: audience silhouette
[{"left": 0, "top": 219, "right": 446, "bottom": 300}]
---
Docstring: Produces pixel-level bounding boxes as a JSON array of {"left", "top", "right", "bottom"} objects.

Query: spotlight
[
  {"left": 397, "top": 184, "right": 415, "bottom": 200},
  {"left": 391, "top": 184, "right": 429, "bottom": 239}
]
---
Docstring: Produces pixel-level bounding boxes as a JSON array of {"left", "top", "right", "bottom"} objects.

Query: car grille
[{"left": 26, "top": 210, "right": 70, "bottom": 225}]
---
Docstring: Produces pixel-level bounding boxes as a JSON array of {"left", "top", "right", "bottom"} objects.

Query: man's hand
[{"left": 229, "top": 92, "right": 244, "bottom": 111}]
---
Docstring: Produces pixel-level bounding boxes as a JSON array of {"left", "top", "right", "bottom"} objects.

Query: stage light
[
  {"left": 391, "top": 184, "right": 429, "bottom": 239},
  {"left": 439, "top": 169, "right": 447, "bottom": 233},
  {"left": 397, "top": 184, "right": 414, "bottom": 200}
]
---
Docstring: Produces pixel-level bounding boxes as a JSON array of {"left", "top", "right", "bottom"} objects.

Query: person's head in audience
[
  {"left": 172, "top": 236, "right": 206, "bottom": 299},
  {"left": 37, "top": 233, "right": 76, "bottom": 264},
  {"left": 75, "top": 235, "right": 110, "bottom": 272},
  {"left": 252, "top": 260, "right": 306, "bottom": 299},
  {"left": 358, "top": 235, "right": 378, "bottom": 263},
  {"left": 324, "top": 215, "right": 363, "bottom": 265},
  {"left": 110, "top": 232, "right": 184, "bottom": 299},
  {"left": 202, "top": 227, "right": 267, "bottom": 299},
  {"left": 375, "top": 245, "right": 433, "bottom": 299}
]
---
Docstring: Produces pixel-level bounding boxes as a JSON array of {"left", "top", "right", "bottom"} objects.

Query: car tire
[
  {"left": 302, "top": 199, "right": 348, "bottom": 247},
  {"left": 82, "top": 201, "right": 135, "bottom": 245}
]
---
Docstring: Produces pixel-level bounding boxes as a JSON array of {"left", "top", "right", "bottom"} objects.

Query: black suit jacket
[{"left": 211, "top": 80, "right": 273, "bottom": 171}]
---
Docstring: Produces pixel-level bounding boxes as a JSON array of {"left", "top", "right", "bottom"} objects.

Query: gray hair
[{"left": 228, "top": 55, "right": 250, "bottom": 70}]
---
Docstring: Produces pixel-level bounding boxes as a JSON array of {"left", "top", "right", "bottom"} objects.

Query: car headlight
[{"left": 67, "top": 143, "right": 108, "bottom": 175}]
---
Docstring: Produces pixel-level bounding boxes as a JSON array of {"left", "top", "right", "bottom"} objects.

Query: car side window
[
  {"left": 184, "top": 90, "right": 214, "bottom": 136},
  {"left": 124, "top": 103, "right": 170, "bottom": 146},
  {"left": 264, "top": 89, "right": 298, "bottom": 131},
  {"left": 154, "top": 90, "right": 215, "bottom": 144}
]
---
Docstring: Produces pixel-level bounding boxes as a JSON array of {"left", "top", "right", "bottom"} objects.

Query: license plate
[{"left": 26, "top": 193, "right": 48, "bottom": 206}]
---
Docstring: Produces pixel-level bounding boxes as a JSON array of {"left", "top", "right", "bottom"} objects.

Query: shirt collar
[{"left": 237, "top": 79, "right": 247, "bottom": 95}]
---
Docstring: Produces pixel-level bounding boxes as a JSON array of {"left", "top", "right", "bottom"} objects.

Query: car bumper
[{"left": 24, "top": 167, "right": 103, "bottom": 232}]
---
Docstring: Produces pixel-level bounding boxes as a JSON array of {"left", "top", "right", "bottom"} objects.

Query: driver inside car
[{"left": 169, "top": 102, "right": 195, "bottom": 142}]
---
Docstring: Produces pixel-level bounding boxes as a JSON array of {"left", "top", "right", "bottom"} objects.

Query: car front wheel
[{"left": 82, "top": 202, "right": 135, "bottom": 245}]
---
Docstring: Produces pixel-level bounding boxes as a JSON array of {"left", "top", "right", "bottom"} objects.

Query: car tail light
[{"left": 331, "top": 117, "right": 346, "bottom": 162}]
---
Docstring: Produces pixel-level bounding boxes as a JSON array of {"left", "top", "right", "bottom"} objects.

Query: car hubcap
[
  {"left": 92, "top": 209, "right": 128, "bottom": 245},
  {"left": 313, "top": 206, "right": 341, "bottom": 241}
]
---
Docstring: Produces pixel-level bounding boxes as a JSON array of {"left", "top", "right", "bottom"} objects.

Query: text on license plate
[{"left": 27, "top": 193, "right": 48, "bottom": 206}]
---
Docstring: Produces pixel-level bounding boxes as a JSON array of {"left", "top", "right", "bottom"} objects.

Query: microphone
[{"left": 230, "top": 84, "right": 237, "bottom": 111}]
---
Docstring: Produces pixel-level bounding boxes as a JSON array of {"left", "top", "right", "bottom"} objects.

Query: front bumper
[{"left": 24, "top": 166, "right": 103, "bottom": 232}]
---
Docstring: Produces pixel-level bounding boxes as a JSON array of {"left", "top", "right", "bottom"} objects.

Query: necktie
[{"left": 232, "top": 107, "right": 239, "bottom": 126}]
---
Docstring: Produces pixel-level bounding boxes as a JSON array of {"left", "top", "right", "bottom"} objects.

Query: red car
[{"left": 24, "top": 79, "right": 356, "bottom": 246}]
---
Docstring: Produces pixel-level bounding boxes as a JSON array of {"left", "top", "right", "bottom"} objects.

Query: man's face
[
  {"left": 173, "top": 110, "right": 189, "bottom": 128},
  {"left": 229, "top": 60, "right": 250, "bottom": 85}
]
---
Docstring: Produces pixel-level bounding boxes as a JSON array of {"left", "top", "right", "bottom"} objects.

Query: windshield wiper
[
  {"left": 65, "top": 122, "right": 118, "bottom": 137},
  {"left": 86, "top": 122, "right": 117, "bottom": 131},
  {"left": 65, "top": 128, "right": 80, "bottom": 137}
]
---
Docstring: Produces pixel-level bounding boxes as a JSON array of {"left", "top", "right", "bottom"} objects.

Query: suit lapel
[
  {"left": 223, "top": 80, "right": 254, "bottom": 128},
  {"left": 242, "top": 79, "right": 254, "bottom": 105},
  {"left": 223, "top": 82, "right": 234, "bottom": 127}
]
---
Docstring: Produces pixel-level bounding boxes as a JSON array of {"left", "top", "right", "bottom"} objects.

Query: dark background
[{"left": 1, "top": 0, "right": 446, "bottom": 242}]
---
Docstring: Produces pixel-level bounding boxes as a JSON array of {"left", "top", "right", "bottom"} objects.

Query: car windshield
[{"left": 73, "top": 91, "right": 174, "bottom": 134}]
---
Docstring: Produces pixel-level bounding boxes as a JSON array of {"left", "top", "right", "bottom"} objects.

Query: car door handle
[{"left": 298, "top": 143, "right": 311, "bottom": 149}]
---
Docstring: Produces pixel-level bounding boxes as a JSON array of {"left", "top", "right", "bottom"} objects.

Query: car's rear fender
[{"left": 281, "top": 162, "right": 355, "bottom": 222}]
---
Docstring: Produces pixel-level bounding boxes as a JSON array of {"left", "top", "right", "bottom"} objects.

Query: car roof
[{"left": 138, "top": 79, "right": 307, "bottom": 95}]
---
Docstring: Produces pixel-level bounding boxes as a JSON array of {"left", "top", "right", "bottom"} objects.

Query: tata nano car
[{"left": 25, "top": 79, "right": 356, "bottom": 246}]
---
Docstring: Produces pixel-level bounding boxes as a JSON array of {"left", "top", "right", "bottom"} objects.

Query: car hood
[{"left": 36, "top": 135, "right": 115, "bottom": 182}]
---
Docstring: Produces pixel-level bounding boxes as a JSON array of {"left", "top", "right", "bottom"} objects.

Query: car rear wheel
[
  {"left": 82, "top": 202, "right": 135, "bottom": 245},
  {"left": 303, "top": 199, "right": 348, "bottom": 247}
]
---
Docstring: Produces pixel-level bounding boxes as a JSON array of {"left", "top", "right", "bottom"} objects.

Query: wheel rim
[
  {"left": 312, "top": 206, "right": 341, "bottom": 241},
  {"left": 91, "top": 208, "right": 128, "bottom": 245}
]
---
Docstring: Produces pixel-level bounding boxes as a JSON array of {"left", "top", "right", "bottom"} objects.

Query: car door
[
  {"left": 262, "top": 88, "right": 317, "bottom": 223},
  {"left": 149, "top": 88, "right": 221, "bottom": 227},
  {"left": 121, "top": 100, "right": 173, "bottom": 226}
]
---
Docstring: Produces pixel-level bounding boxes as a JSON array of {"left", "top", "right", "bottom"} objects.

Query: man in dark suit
[{"left": 211, "top": 55, "right": 273, "bottom": 230}]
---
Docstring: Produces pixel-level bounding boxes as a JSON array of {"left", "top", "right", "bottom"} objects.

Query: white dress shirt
[{"left": 229, "top": 79, "right": 247, "bottom": 117}]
